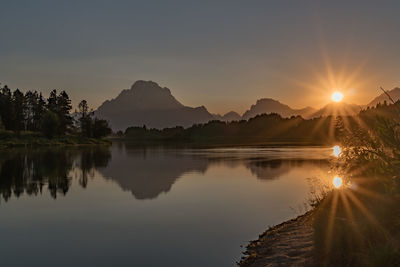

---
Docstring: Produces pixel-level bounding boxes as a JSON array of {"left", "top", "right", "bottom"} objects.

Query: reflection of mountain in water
[
  {"left": 98, "top": 146, "right": 209, "bottom": 199},
  {"left": 244, "top": 158, "right": 328, "bottom": 180},
  {"left": 99, "top": 144, "right": 330, "bottom": 200},
  {"left": 0, "top": 145, "right": 330, "bottom": 202}
]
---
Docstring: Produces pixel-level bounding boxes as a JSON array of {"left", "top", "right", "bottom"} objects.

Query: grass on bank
[
  {"left": 313, "top": 179, "right": 400, "bottom": 266},
  {"left": 0, "top": 130, "right": 110, "bottom": 148}
]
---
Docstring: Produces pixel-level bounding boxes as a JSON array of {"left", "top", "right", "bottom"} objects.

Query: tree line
[
  {"left": 0, "top": 85, "right": 111, "bottom": 139},
  {"left": 124, "top": 100, "right": 400, "bottom": 145},
  {"left": 125, "top": 113, "right": 340, "bottom": 145}
]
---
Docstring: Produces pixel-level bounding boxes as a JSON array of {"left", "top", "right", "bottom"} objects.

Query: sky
[{"left": 1, "top": 0, "right": 400, "bottom": 114}]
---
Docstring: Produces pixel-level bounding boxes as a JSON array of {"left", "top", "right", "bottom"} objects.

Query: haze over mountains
[
  {"left": 242, "top": 98, "right": 316, "bottom": 120},
  {"left": 96, "top": 81, "right": 400, "bottom": 131}
]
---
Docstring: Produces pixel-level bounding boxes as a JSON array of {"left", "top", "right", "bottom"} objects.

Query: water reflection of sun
[
  {"left": 333, "top": 176, "right": 342, "bottom": 189},
  {"left": 332, "top": 145, "right": 341, "bottom": 157}
]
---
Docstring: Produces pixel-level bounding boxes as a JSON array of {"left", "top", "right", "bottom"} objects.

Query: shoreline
[
  {"left": 0, "top": 134, "right": 111, "bottom": 148},
  {"left": 238, "top": 211, "right": 316, "bottom": 267}
]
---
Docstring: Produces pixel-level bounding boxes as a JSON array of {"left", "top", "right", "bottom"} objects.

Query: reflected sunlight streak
[
  {"left": 333, "top": 176, "right": 343, "bottom": 189},
  {"left": 332, "top": 145, "right": 341, "bottom": 157}
]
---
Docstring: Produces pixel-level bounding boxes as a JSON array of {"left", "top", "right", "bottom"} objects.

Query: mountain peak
[
  {"left": 130, "top": 80, "right": 167, "bottom": 91},
  {"left": 106, "top": 80, "right": 182, "bottom": 111},
  {"left": 242, "top": 98, "right": 294, "bottom": 120},
  {"left": 222, "top": 111, "right": 241, "bottom": 121},
  {"left": 256, "top": 98, "right": 284, "bottom": 105},
  {"left": 95, "top": 81, "right": 215, "bottom": 130}
]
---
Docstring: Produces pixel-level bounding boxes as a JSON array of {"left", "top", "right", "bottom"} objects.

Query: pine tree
[
  {"left": 56, "top": 91, "right": 73, "bottom": 134},
  {"left": 78, "top": 100, "right": 93, "bottom": 138},
  {"left": 34, "top": 93, "right": 46, "bottom": 131},
  {"left": 0, "top": 85, "right": 13, "bottom": 130},
  {"left": 12, "top": 89, "right": 26, "bottom": 132}
]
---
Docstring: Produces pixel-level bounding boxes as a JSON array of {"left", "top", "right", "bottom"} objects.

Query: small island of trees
[{"left": 0, "top": 85, "right": 111, "bottom": 146}]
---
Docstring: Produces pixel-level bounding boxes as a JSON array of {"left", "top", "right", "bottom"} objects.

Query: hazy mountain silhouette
[
  {"left": 242, "top": 98, "right": 316, "bottom": 120},
  {"left": 221, "top": 111, "right": 241, "bottom": 121},
  {"left": 95, "top": 80, "right": 400, "bottom": 131},
  {"left": 95, "top": 80, "right": 215, "bottom": 130},
  {"left": 310, "top": 102, "right": 361, "bottom": 117},
  {"left": 367, "top": 87, "right": 400, "bottom": 107}
]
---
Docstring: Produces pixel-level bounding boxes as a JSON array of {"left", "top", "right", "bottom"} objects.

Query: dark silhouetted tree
[
  {"left": 47, "top": 89, "right": 58, "bottom": 114},
  {"left": 93, "top": 118, "right": 111, "bottom": 138},
  {"left": 78, "top": 100, "right": 93, "bottom": 137},
  {"left": 41, "top": 110, "right": 59, "bottom": 139},
  {"left": 56, "top": 91, "right": 73, "bottom": 134},
  {"left": 34, "top": 93, "right": 46, "bottom": 130},
  {"left": 12, "top": 89, "right": 25, "bottom": 132},
  {"left": 0, "top": 85, "right": 13, "bottom": 130}
]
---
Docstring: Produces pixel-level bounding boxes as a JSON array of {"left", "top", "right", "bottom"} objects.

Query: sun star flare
[{"left": 331, "top": 91, "right": 344, "bottom": 102}]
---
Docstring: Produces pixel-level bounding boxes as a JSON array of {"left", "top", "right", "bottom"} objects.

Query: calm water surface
[{"left": 0, "top": 144, "right": 335, "bottom": 267}]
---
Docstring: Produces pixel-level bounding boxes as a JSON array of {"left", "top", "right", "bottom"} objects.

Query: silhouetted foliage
[
  {"left": 125, "top": 113, "right": 340, "bottom": 145},
  {"left": 0, "top": 85, "right": 13, "bottom": 130},
  {"left": 0, "top": 85, "right": 111, "bottom": 139},
  {"left": 12, "top": 89, "right": 25, "bottom": 132},
  {"left": 93, "top": 118, "right": 112, "bottom": 138},
  {"left": 25, "top": 91, "right": 46, "bottom": 131},
  {"left": 339, "top": 100, "right": 400, "bottom": 191},
  {"left": 41, "top": 110, "right": 59, "bottom": 139},
  {"left": 78, "top": 100, "right": 111, "bottom": 138},
  {"left": 56, "top": 91, "right": 73, "bottom": 134},
  {"left": 314, "top": 98, "right": 400, "bottom": 266},
  {"left": 78, "top": 99, "right": 93, "bottom": 137}
]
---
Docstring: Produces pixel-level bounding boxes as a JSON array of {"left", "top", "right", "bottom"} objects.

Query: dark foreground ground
[{"left": 239, "top": 212, "right": 315, "bottom": 267}]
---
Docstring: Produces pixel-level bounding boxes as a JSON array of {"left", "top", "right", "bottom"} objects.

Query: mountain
[
  {"left": 367, "top": 87, "right": 400, "bottom": 107},
  {"left": 310, "top": 102, "right": 361, "bottom": 117},
  {"left": 242, "top": 98, "right": 316, "bottom": 120},
  {"left": 221, "top": 111, "right": 241, "bottom": 121},
  {"left": 95, "top": 80, "right": 216, "bottom": 131}
]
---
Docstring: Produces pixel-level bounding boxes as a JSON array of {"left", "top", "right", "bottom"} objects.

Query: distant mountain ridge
[
  {"left": 310, "top": 102, "right": 361, "bottom": 117},
  {"left": 96, "top": 80, "right": 399, "bottom": 131},
  {"left": 242, "top": 98, "right": 316, "bottom": 120},
  {"left": 96, "top": 80, "right": 215, "bottom": 130}
]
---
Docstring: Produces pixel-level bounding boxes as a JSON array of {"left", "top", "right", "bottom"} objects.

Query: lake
[{"left": 0, "top": 144, "right": 335, "bottom": 267}]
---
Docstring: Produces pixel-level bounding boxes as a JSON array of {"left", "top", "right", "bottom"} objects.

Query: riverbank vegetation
[
  {"left": 313, "top": 97, "right": 400, "bottom": 265},
  {"left": 0, "top": 85, "right": 111, "bottom": 147}
]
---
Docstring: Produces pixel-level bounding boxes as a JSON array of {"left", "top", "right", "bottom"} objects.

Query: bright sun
[{"left": 331, "top": 91, "right": 344, "bottom": 102}]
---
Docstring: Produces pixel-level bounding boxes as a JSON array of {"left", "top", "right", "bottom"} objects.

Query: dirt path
[{"left": 239, "top": 212, "right": 315, "bottom": 267}]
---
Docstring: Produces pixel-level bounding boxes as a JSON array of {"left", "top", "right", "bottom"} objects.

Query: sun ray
[
  {"left": 325, "top": 191, "right": 339, "bottom": 252},
  {"left": 340, "top": 191, "right": 362, "bottom": 238},
  {"left": 346, "top": 190, "right": 385, "bottom": 233}
]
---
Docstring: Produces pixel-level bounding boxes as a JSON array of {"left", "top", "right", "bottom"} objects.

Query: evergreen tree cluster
[{"left": 0, "top": 85, "right": 111, "bottom": 139}]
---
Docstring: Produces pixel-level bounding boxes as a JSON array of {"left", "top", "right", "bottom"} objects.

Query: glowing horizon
[{"left": 0, "top": 1, "right": 398, "bottom": 114}]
